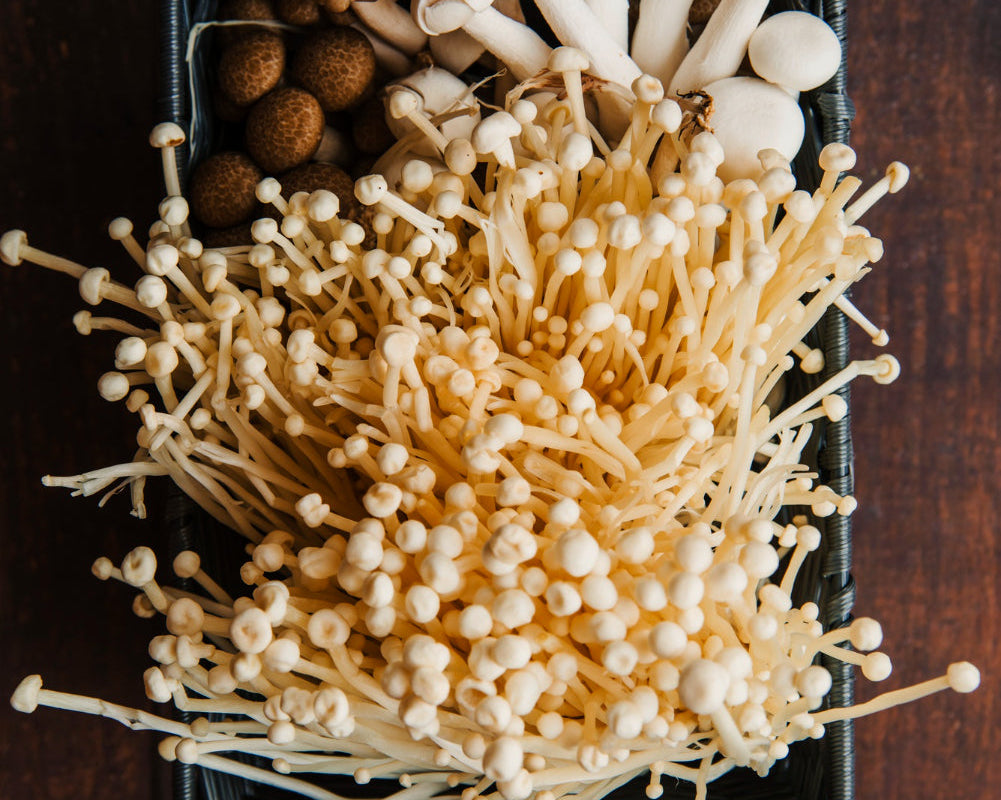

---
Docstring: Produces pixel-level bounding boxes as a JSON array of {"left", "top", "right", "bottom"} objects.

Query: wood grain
[
  {"left": 0, "top": 3, "right": 171, "bottom": 799},
  {"left": 0, "top": 2, "right": 998, "bottom": 800},
  {"left": 847, "top": 3, "right": 1001, "bottom": 799}
]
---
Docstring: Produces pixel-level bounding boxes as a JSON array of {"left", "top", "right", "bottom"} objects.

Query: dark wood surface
[{"left": 0, "top": 2, "right": 997, "bottom": 799}]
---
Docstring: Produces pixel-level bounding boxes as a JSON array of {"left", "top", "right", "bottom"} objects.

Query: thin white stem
[{"left": 631, "top": 0, "right": 694, "bottom": 87}]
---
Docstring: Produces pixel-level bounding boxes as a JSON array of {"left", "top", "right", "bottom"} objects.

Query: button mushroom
[
  {"left": 245, "top": 87, "right": 326, "bottom": 173},
  {"left": 188, "top": 152, "right": 264, "bottom": 228},
  {"left": 290, "top": 27, "right": 376, "bottom": 112},
  {"left": 217, "top": 30, "right": 285, "bottom": 107},
  {"left": 748, "top": 11, "right": 842, "bottom": 92},
  {"left": 275, "top": 0, "right": 322, "bottom": 25},
  {"left": 700, "top": 76, "right": 805, "bottom": 183}
]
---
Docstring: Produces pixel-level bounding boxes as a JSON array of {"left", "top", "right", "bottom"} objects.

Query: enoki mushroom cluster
[{"left": 5, "top": 54, "right": 979, "bottom": 800}]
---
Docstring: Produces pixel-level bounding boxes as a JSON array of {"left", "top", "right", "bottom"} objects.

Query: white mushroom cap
[
  {"left": 0, "top": 229, "right": 27, "bottom": 266},
  {"left": 678, "top": 659, "right": 730, "bottom": 714},
  {"left": 947, "top": 662, "right": 981, "bottom": 693},
  {"left": 748, "top": 11, "right": 842, "bottom": 92},
  {"left": 702, "top": 77, "right": 805, "bottom": 183},
  {"left": 230, "top": 607, "right": 274, "bottom": 654},
  {"left": 149, "top": 121, "right": 186, "bottom": 149},
  {"left": 11, "top": 675, "right": 43, "bottom": 713},
  {"left": 470, "top": 112, "right": 522, "bottom": 164},
  {"left": 121, "top": 546, "right": 157, "bottom": 586},
  {"left": 385, "top": 68, "right": 479, "bottom": 153},
  {"left": 413, "top": 0, "right": 484, "bottom": 34}
]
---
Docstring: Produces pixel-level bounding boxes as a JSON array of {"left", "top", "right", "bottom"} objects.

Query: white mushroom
[
  {"left": 385, "top": 67, "right": 480, "bottom": 155},
  {"left": 349, "top": 23, "right": 414, "bottom": 76},
  {"left": 668, "top": 0, "right": 769, "bottom": 96},
  {"left": 748, "top": 11, "right": 842, "bottom": 92},
  {"left": 585, "top": 0, "right": 629, "bottom": 51},
  {"left": 429, "top": 28, "right": 486, "bottom": 75},
  {"left": 630, "top": 0, "right": 694, "bottom": 88},
  {"left": 533, "top": 0, "right": 641, "bottom": 89},
  {"left": 700, "top": 77, "right": 805, "bottom": 182},
  {"left": 6, "top": 77, "right": 982, "bottom": 800},
  {"left": 412, "top": 0, "right": 551, "bottom": 82},
  {"left": 351, "top": 0, "right": 428, "bottom": 55},
  {"left": 149, "top": 122, "right": 186, "bottom": 198}
]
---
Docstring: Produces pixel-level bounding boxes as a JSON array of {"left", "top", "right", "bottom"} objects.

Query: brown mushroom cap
[
  {"left": 220, "top": 0, "right": 276, "bottom": 19},
  {"left": 276, "top": 0, "right": 322, "bottom": 25},
  {"left": 217, "top": 0, "right": 277, "bottom": 48},
  {"left": 279, "top": 162, "right": 356, "bottom": 210},
  {"left": 278, "top": 162, "right": 373, "bottom": 245},
  {"left": 246, "top": 87, "right": 325, "bottom": 174},
  {"left": 189, "top": 152, "right": 264, "bottom": 228},
  {"left": 218, "top": 31, "right": 286, "bottom": 107},
  {"left": 318, "top": 0, "right": 351, "bottom": 14},
  {"left": 290, "top": 27, "right": 376, "bottom": 112}
]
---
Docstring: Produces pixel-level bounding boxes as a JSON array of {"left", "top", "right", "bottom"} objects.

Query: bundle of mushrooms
[{"left": 4, "top": 3, "right": 980, "bottom": 800}]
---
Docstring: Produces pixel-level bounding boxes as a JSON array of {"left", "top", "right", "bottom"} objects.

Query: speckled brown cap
[
  {"left": 279, "top": 162, "right": 356, "bottom": 208},
  {"left": 220, "top": 0, "right": 275, "bottom": 19},
  {"left": 246, "top": 87, "right": 325, "bottom": 174},
  {"left": 217, "top": 0, "right": 277, "bottom": 47},
  {"left": 218, "top": 30, "right": 286, "bottom": 107},
  {"left": 276, "top": 0, "right": 322, "bottom": 25},
  {"left": 290, "top": 27, "right": 376, "bottom": 112},
  {"left": 189, "top": 152, "right": 264, "bottom": 228},
  {"left": 279, "top": 162, "right": 373, "bottom": 245}
]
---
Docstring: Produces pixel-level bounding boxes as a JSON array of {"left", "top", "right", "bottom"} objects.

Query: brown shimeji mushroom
[
  {"left": 3, "top": 53, "right": 980, "bottom": 800},
  {"left": 216, "top": 0, "right": 279, "bottom": 48},
  {"left": 275, "top": 0, "right": 323, "bottom": 26},
  {"left": 189, "top": 152, "right": 265, "bottom": 228},
  {"left": 218, "top": 30, "right": 286, "bottom": 107},
  {"left": 246, "top": 87, "right": 326, "bottom": 173},
  {"left": 290, "top": 27, "right": 376, "bottom": 112}
]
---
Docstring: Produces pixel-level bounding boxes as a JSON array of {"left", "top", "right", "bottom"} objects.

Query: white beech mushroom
[
  {"left": 667, "top": 0, "right": 769, "bottom": 96},
  {"left": 4, "top": 36, "right": 981, "bottom": 800},
  {"left": 383, "top": 67, "right": 480, "bottom": 156},
  {"left": 748, "top": 11, "right": 842, "bottom": 93},
  {"left": 351, "top": 0, "right": 428, "bottom": 55},
  {"left": 630, "top": 0, "right": 695, "bottom": 89},
  {"left": 412, "top": 0, "right": 552, "bottom": 83},
  {"left": 699, "top": 77, "right": 805, "bottom": 182}
]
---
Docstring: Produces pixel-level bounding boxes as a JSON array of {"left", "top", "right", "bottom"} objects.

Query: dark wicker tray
[{"left": 159, "top": 1, "right": 857, "bottom": 798}]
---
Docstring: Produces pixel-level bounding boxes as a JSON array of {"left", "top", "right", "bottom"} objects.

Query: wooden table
[{"left": 1, "top": 3, "right": 997, "bottom": 799}]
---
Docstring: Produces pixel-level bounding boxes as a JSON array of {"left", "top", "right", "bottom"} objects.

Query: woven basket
[{"left": 158, "top": 1, "right": 858, "bottom": 798}]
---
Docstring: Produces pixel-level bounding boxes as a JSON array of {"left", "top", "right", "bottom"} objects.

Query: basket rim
[{"left": 158, "top": 1, "right": 857, "bottom": 798}]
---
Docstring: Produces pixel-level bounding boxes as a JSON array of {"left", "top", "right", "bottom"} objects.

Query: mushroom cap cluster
[
  {"left": 190, "top": 6, "right": 385, "bottom": 234},
  {"left": 3, "top": 50, "right": 978, "bottom": 800}
]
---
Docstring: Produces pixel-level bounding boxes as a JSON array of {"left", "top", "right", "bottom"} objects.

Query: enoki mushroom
[{"left": 4, "top": 55, "right": 978, "bottom": 800}]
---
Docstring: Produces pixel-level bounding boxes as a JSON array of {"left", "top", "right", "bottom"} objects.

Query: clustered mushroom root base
[{"left": 5, "top": 63, "right": 978, "bottom": 800}]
